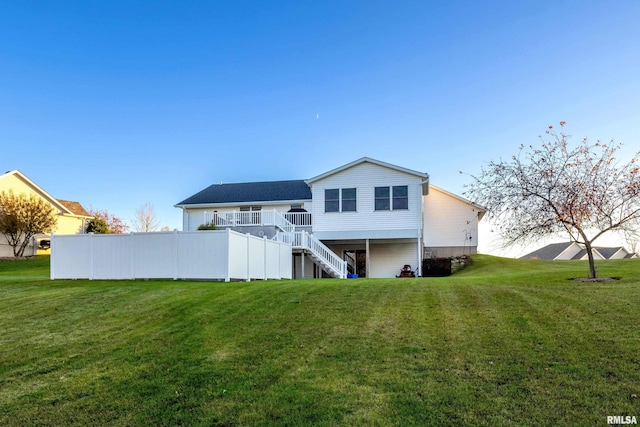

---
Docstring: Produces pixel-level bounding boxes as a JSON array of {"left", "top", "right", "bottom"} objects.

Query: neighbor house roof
[
  {"left": 1, "top": 170, "right": 77, "bottom": 215},
  {"left": 57, "top": 199, "right": 91, "bottom": 217},
  {"left": 176, "top": 179, "right": 312, "bottom": 207},
  {"left": 520, "top": 242, "right": 576, "bottom": 260},
  {"left": 522, "top": 242, "right": 636, "bottom": 260}
]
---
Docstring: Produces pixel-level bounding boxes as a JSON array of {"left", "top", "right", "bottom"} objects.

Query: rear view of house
[{"left": 176, "top": 157, "right": 485, "bottom": 278}]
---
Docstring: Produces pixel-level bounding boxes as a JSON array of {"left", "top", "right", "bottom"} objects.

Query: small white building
[{"left": 175, "top": 158, "right": 485, "bottom": 278}]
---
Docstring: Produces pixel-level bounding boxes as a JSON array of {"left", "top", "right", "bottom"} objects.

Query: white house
[{"left": 175, "top": 158, "right": 485, "bottom": 278}]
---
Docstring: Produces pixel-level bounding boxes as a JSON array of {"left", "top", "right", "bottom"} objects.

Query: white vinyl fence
[{"left": 50, "top": 229, "right": 292, "bottom": 281}]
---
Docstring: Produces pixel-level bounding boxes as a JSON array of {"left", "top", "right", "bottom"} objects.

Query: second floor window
[
  {"left": 375, "top": 185, "right": 409, "bottom": 210},
  {"left": 325, "top": 188, "right": 357, "bottom": 212},
  {"left": 375, "top": 187, "right": 390, "bottom": 210},
  {"left": 393, "top": 185, "right": 408, "bottom": 210},
  {"left": 342, "top": 188, "right": 357, "bottom": 212},
  {"left": 325, "top": 189, "right": 340, "bottom": 212}
]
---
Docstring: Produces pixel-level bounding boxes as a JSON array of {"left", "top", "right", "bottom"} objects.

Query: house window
[
  {"left": 393, "top": 185, "right": 408, "bottom": 210},
  {"left": 325, "top": 188, "right": 356, "bottom": 212},
  {"left": 325, "top": 189, "right": 339, "bottom": 212},
  {"left": 341, "top": 188, "right": 357, "bottom": 212},
  {"left": 239, "top": 206, "right": 261, "bottom": 224},
  {"left": 375, "top": 187, "right": 390, "bottom": 211}
]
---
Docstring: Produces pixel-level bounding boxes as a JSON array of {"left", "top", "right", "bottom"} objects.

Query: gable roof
[
  {"left": 57, "top": 199, "right": 91, "bottom": 217},
  {"left": 521, "top": 242, "right": 576, "bottom": 260},
  {"left": 522, "top": 242, "right": 636, "bottom": 260},
  {"left": 0, "top": 170, "right": 74, "bottom": 215},
  {"left": 176, "top": 179, "right": 312, "bottom": 207},
  {"left": 305, "top": 157, "right": 429, "bottom": 184}
]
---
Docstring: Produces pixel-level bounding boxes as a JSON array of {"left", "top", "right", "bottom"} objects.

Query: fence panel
[
  {"left": 133, "top": 232, "right": 177, "bottom": 279},
  {"left": 279, "top": 242, "right": 292, "bottom": 279},
  {"left": 265, "top": 239, "right": 280, "bottom": 279},
  {"left": 92, "top": 234, "right": 134, "bottom": 279},
  {"left": 51, "top": 230, "right": 291, "bottom": 281},
  {"left": 50, "top": 234, "right": 92, "bottom": 279},
  {"left": 248, "top": 235, "right": 266, "bottom": 280},
  {"left": 177, "top": 231, "right": 228, "bottom": 279},
  {"left": 227, "top": 231, "right": 248, "bottom": 280}
]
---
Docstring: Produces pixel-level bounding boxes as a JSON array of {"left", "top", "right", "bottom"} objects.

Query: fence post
[
  {"left": 173, "top": 229, "right": 179, "bottom": 280},
  {"left": 89, "top": 232, "right": 94, "bottom": 280},
  {"left": 225, "top": 228, "right": 231, "bottom": 282},
  {"left": 50, "top": 233, "right": 55, "bottom": 280},
  {"left": 263, "top": 236, "right": 268, "bottom": 280},
  {"left": 130, "top": 233, "right": 135, "bottom": 279},
  {"left": 246, "top": 233, "right": 251, "bottom": 282}
]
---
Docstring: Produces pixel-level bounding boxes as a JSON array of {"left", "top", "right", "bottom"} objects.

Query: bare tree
[
  {"left": 0, "top": 190, "right": 57, "bottom": 257},
  {"left": 132, "top": 202, "right": 159, "bottom": 232},
  {"left": 464, "top": 122, "right": 640, "bottom": 278}
]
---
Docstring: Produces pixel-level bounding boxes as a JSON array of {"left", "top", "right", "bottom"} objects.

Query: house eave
[
  {"left": 175, "top": 199, "right": 311, "bottom": 210},
  {"left": 306, "top": 157, "right": 428, "bottom": 184}
]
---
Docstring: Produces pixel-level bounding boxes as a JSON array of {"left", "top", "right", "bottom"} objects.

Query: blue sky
[{"left": 2, "top": 1, "right": 639, "bottom": 255}]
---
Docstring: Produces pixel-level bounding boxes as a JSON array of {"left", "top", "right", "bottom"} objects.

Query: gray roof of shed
[{"left": 176, "top": 179, "right": 311, "bottom": 206}]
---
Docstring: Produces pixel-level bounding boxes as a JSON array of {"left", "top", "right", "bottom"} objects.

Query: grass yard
[{"left": 1, "top": 255, "right": 639, "bottom": 426}]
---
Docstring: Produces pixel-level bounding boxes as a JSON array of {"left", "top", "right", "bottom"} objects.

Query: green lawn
[{"left": 1, "top": 255, "right": 639, "bottom": 426}]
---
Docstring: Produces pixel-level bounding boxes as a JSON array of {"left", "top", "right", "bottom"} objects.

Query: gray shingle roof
[
  {"left": 593, "top": 247, "right": 621, "bottom": 259},
  {"left": 176, "top": 180, "right": 311, "bottom": 206},
  {"left": 571, "top": 249, "right": 588, "bottom": 260},
  {"left": 520, "top": 242, "right": 574, "bottom": 260}
]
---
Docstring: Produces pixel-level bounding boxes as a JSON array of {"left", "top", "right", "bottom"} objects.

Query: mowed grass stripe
[{"left": 1, "top": 255, "right": 640, "bottom": 426}]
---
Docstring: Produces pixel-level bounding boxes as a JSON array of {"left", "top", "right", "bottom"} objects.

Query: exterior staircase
[
  {"left": 204, "top": 209, "right": 346, "bottom": 278},
  {"left": 273, "top": 231, "right": 347, "bottom": 279}
]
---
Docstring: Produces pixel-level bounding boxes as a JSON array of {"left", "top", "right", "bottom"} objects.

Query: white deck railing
[
  {"left": 274, "top": 231, "right": 347, "bottom": 278},
  {"left": 204, "top": 210, "right": 311, "bottom": 232}
]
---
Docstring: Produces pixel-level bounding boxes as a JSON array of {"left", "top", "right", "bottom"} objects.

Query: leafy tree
[
  {"left": 464, "top": 122, "right": 640, "bottom": 278},
  {"left": 85, "top": 216, "right": 110, "bottom": 234},
  {"left": 86, "top": 209, "right": 129, "bottom": 234},
  {"left": 132, "top": 202, "right": 159, "bottom": 232},
  {"left": 0, "top": 190, "right": 57, "bottom": 257}
]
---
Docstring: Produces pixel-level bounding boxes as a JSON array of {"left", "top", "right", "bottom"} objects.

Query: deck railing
[{"left": 204, "top": 209, "right": 311, "bottom": 232}]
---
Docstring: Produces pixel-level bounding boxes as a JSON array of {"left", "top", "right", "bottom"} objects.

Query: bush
[
  {"left": 197, "top": 223, "right": 216, "bottom": 230},
  {"left": 86, "top": 217, "right": 110, "bottom": 234}
]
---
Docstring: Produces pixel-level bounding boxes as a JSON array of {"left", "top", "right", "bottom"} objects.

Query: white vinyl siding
[
  {"left": 311, "top": 162, "right": 423, "bottom": 235},
  {"left": 422, "top": 187, "right": 481, "bottom": 249}
]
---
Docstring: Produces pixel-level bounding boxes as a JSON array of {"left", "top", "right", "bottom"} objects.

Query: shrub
[{"left": 197, "top": 223, "right": 216, "bottom": 230}]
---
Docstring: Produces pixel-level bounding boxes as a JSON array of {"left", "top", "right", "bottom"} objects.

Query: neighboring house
[
  {"left": 176, "top": 158, "right": 485, "bottom": 279},
  {"left": 521, "top": 242, "right": 637, "bottom": 260},
  {"left": 0, "top": 170, "right": 92, "bottom": 257}
]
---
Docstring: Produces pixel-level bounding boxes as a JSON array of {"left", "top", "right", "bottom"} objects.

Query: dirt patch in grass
[{"left": 570, "top": 277, "right": 620, "bottom": 282}]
